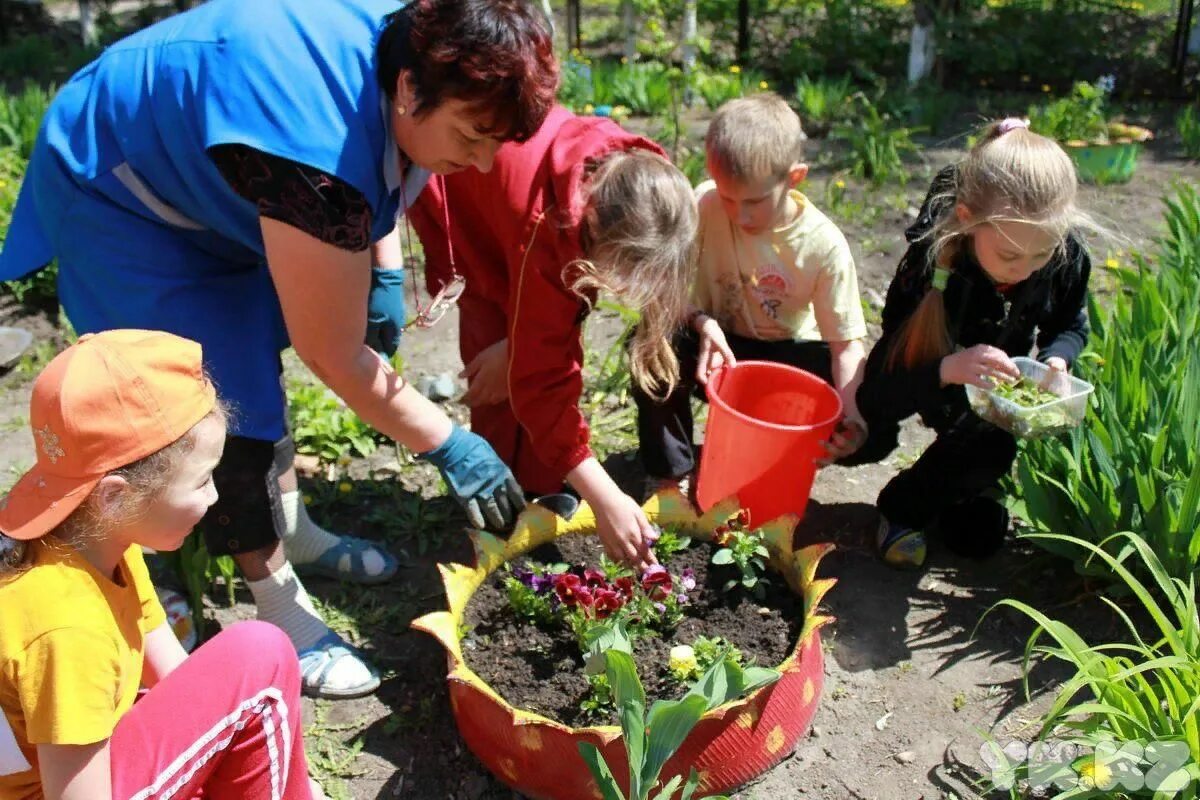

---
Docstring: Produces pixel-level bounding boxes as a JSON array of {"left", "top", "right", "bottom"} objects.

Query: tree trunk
[
  {"left": 736, "top": 0, "right": 749, "bottom": 64},
  {"left": 539, "top": 0, "right": 554, "bottom": 36},
  {"left": 681, "top": 0, "right": 697, "bottom": 106},
  {"left": 621, "top": 0, "right": 636, "bottom": 61},
  {"left": 78, "top": 0, "right": 96, "bottom": 46}
]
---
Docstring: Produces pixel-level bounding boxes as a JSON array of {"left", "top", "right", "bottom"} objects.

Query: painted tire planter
[
  {"left": 412, "top": 492, "right": 835, "bottom": 800},
  {"left": 1065, "top": 140, "right": 1142, "bottom": 185}
]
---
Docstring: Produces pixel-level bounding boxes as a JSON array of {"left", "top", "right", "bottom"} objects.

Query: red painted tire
[{"left": 413, "top": 492, "right": 835, "bottom": 799}]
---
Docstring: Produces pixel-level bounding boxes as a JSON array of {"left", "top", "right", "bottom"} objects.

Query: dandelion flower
[
  {"left": 834, "top": 179, "right": 846, "bottom": 189},
  {"left": 729, "top": 65, "right": 741, "bottom": 74},
  {"left": 1042, "top": 84, "right": 1052, "bottom": 92},
  {"left": 1104, "top": 256, "right": 1120, "bottom": 269},
  {"left": 758, "top": 80, "right": 769, "bottom": 90},
  {"left": 338, "top": 481, "right": 353, "bottom": 494},
  {"left": 1076, "top": 759, "right": 1113, "bottom": 790},
  {"left": 303, "top": 494, "right": 313, "bottom": 506}
]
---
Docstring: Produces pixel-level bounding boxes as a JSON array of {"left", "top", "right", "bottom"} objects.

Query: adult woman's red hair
[{"left": 377, "top": 0, "right": 559, "bottom": 142}]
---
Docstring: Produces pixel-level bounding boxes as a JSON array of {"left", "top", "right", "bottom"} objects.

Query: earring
[{"left": 395, "top": 104, "right": 407, "bottom": 117}]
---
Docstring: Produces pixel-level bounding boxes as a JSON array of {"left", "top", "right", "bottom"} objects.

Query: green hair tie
[{"left": 931, "top": 267, "right": 951, "bottom": 291}]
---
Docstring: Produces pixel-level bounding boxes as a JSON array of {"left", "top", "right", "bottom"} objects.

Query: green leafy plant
[
  {"left": 580, "top": 673, "right": 615, "bottom": 721},
  {"left": 0, "top": 83, "right": 53, "bottom": 160},
  {"left": 163, "top": 532, "right": 238, "bottom": 623},
  {"left": 982, "top": 532, "right": 1200, "bottom": 798},
  {"left": 693, "top": 65, "right": 766, "bottom": 112},
  {"left": 287, "top": 382, "right": 379, "bottom": 463},
  {"left": 792, "top": 74, "right": 853, "bottom": 137},
  {"left": 831, "top": 94, "right": 920, "bottom": 186},
  {"left": 1177, "top": 106, "right": 1200, "bottom": 160},
  {"left": 649, "top": 525, "right": 692, "bottom": 559},
  {"left": 1026, "top": 79, "right": 1154, "bottom": 146},
  {"left": 711, "top": 511, "right": 769, "bottom": 598},
  {"left": 1013, "top": 184, "right": 1200, "bottom": 585},
  {"left": 578, "top": 620, "right": 779, "bottom": 800}
]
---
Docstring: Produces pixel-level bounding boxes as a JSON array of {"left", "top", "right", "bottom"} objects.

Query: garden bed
[{"left": 462, "top": 529, "right": 805, "bottom": 727}]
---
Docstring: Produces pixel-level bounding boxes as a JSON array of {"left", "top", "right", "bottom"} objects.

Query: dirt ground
[{"left": 1, "top": 128, "right": 1197, "bottom": 800}]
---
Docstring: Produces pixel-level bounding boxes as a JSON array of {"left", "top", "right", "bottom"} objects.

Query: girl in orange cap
[{"left": 0, "top": 330, "right": 323, "bottom": 800}]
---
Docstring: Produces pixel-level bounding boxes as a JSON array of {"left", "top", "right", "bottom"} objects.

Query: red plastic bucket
[{"left": 696, "top": 361, "right": 842, "bottom": 525}]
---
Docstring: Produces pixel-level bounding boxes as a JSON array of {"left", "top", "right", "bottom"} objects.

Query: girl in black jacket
[{"left": 850, "top": 119, "right": 1093, "bottom": 568}]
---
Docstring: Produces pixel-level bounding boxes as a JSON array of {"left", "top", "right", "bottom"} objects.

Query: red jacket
[{"left": 409, "top": 106, "right": 664, "bottom": 479}]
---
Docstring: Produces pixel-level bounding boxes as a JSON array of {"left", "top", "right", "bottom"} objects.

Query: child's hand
[
  {"left": 1040, "top": 356, "right": 1071, "bottom": 395},
  {"left": 460, "top": 338, "right": 509, "bottom": 407},
  {"left": 939, "top": 345, "right": 1020, "bottom": 389},
  {"left": 819, "top": 417, "right": 867, "bottom": 465},
  {"left": 591, "top": 488, "right": 658, "bottom": 571},
  {"left": 696, "top": 317, "right": 736, "bottom": 385}
]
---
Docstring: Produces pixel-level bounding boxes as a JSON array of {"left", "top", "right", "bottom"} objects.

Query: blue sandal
[
  {"left": 294, "top": 536, "right": 398, "bottom": 585},
  {"left": 298, "top": 631, "right": 381, "bottom": 699},
  {"left": 876, "top": 518, "right": 927, "bottom": 570}
]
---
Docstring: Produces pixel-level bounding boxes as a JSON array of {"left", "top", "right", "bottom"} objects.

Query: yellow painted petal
[
  {"left": 411, "top": 610, "right": 462, "bottom": 661},
  {"left": 470, "top": 529, "right": 509, "bottom": 574}
]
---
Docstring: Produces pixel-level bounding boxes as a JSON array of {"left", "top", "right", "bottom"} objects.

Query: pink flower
[
  {"left": 641, "top": 564, "right": 673, "bottom": 600},
  {"left": 680, "top": 568, "right": 696, "bottom": 591},
  {"left": 553, "top": 573, "right": 585, "bottom": 606},
  {"left": 593, "top": 588, "right": 623, "bottom": 618}
]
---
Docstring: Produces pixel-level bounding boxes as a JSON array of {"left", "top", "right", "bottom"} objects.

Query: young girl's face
[
  {"left": 967, "top": 219, "right": 1060, "bottom": 286},
  {"left": 126, "top": 414, "right": 226, "bottom": 552}
]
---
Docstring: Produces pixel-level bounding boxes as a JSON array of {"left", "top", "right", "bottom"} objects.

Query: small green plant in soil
[
  {"left": 667, "top": 636, "right": 743, "bottom": 685},
  {"left": 711, "top": 510, "right": 769, "bottom": 599},
  {"left": 647, "top": 524, "right": 692, "bottom": 559},
  {"left": 578, "top": 619, "right": 779, "bottom": 800},
  {"left": 287, "top": 381, "right": 379, "bottom": 463}
]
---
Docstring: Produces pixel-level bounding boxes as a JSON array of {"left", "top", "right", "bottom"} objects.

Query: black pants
[
  {"left": 845, "top": 408, "right": 1017, "bottom": 533},
  {"left": 201, "top": 435, "right": 292, "bottom": 556},
  {"left": 633, "top": 327, "right": 834, "bottom": 480}
]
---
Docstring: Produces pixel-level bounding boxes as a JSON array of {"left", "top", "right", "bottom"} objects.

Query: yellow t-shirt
[
  {"left": 692, "top": 181, "right": 867, "bottom": 343},
  {"left": 0, "top": 541, "right": 166, "bottom": 800}
]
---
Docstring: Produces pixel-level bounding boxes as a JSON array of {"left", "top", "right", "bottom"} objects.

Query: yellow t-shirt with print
[
  {"left": 0, "top": 541, "right": 166, "bottom": 800},
  {"left": 692, "top": 181, "right": 867, "bottom": 343}
]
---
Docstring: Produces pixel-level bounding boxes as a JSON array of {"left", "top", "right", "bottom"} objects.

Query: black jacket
[{"left": 858, "top": 166, "right": 1092, "bottom": 430}]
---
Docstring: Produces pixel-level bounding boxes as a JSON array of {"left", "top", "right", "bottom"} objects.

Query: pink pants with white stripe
[{"left": 110, "top": 621, "right": 313, "bottom": 800}]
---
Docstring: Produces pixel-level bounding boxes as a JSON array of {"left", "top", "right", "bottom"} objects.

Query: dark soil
[{"left": 461, "top": 530, "right": 805, "bottom": 727}]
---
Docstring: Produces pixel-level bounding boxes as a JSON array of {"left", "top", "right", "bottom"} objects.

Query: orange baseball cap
[{"left": 0, "top": 329, "right": 217, "bottom": 541}]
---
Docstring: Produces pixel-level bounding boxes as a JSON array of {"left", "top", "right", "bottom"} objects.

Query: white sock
[
  {"left": 279, "top": 490, "right": 389, "bottom": 577},
  {"left": 246, "top": 562, "right": 329, "bottom": 652}
]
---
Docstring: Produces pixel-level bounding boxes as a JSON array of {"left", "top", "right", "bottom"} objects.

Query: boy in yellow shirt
[{"left": 635, "top": 93, "right": 868, "bottom": 491}]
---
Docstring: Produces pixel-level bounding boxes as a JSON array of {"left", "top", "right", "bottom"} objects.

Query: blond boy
[{"left": 634, "top": 93, "right": 868, "bottom": 490}]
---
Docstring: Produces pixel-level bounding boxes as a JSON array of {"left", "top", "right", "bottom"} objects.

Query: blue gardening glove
[
  {"left": 365, "top": 267, "right": 406, "bottom": 356},
  {"left": 418, "top": 425, "right": 527, "bottom": 530}
]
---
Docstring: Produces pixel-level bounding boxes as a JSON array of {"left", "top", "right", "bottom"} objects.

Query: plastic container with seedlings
[{"left": 965, "top": 356, "right": 1094, "bottom": 439}]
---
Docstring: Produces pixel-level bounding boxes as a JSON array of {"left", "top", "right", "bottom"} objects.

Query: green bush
[
  {"left": 830, "top": 94, "right": 921, "bottom": 186},
  {"left": 1177, "top": 106, "right": 1200, "bottom": 160},
  {"left": 693, "top": 65, "right": 766, "bottom": 112},
  {"left": 1028, "top": 80, "right": 1110, "bottom": 144},
  {"left": 1014, "top": 184, "right": 1200, "bottom": 586},
  {"left": 0, "top": 83, "right": 54, "bottom": 160},
  {"left": 792, "top": 74, "right": 854, "bottom": 137},
  {"left": 938, "top": 3, "right": 1170, "bottom": 95}
]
